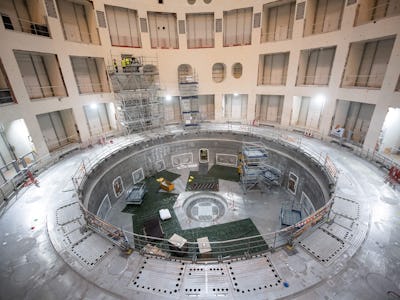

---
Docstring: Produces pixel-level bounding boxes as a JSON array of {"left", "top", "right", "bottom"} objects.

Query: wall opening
[
  {"left": 261, "top": 0, "right": 295, "bottom": 42},
  {"left": 258, "top": 52, "right": 289, "bottom": 85},
  {"left": 255, "top": 95, "right": 284, "bottom": 124},
  {"left": 105, "top": 5, "right": 141, "bottom": 48},
  {"left": 296, "top": 46, "right": 336, "bottom": 86},
  {"left": 223, "top": 7, "right": 253, "bottom": 47},
  {"left": 223, "top": 94, "right": 248, "bottom": 122},
  {"left": 14, "top": 50, "right": 67, "bottom": 100},
  {"left": 186, "top": 13, "right": 214, "bottom": 48},
  {"left": 330, "top": 99, "right": 375, "bottom": 145},
  {"left": 36, "top": 108, "right": 80, "bottom": 152},
  {"left": 341, "top": 36, "right": 395, "bottom": 89},
  {"left": 148, "top": 11, "right": 179, "bottom": 49},
  {"left": 56, "top": 0, "right": 100, "bottom": 44},
  {"left": 379, "top": 107, "right": 400, "bottom": 157}
]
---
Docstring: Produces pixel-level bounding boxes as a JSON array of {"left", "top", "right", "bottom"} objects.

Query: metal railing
[
  {"left": 70, "top": 124, "right": 340, "bottom": 261},
  {"left": 261, "top": 26, "right": 293, "bottom": 42},
  {"left": 26, "top": 85, "right": 67, "bottom": 100},
  {"left": 62, "top": 22, "right": 100, "bottom": 45},
  {"left": 297, "top": 75, "right": 331, "bottom": 86},
  {"left": 1, "top": 13, "right": 50, "bottom": 37},
  {"left": 342, "top": 74, "right": 385, "bottom": 88},
  {"left": 355, "top": 0, "right": 399, "bottom": 26}
]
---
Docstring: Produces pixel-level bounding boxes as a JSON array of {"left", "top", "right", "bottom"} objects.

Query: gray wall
[{"left": 82, "top": 132, "right": 332, "bottom": 214}]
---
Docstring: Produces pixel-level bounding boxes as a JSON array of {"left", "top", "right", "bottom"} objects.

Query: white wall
[
  {"left": 5, "top": 119, "right": 34, "bottom": 158},
  {"left": 380, "top": 107, "right": 400, "bottom": 152},
  {"left": 0, "top": 0, "right": 399, "bottom": 157}
]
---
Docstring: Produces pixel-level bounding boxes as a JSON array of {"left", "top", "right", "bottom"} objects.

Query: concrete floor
[{"left": 0, "top": 125, "right": 399, "bottom": 300}]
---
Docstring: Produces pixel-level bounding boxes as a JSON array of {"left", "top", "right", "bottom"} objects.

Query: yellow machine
[{"left": 160, "top": 179, "right": 174, "bottom": 192}]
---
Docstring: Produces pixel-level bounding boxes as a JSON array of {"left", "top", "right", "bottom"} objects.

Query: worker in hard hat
[
  {"left": 121, "top": 58, "right": 126, "bottom": 72},
  {"left": 113, "top": 59, "right": 118, "bottom": 73}
]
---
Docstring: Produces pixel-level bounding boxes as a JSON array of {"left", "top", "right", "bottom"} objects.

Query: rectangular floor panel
[
  {"left": 181, "top": 264, "right": 232, "bottom": 297},
  {"left": 332, "top": 197, "right": 360, "bottom": 220},
  {"left": 129, "top": 257, "right": 185, "bottom": 297},
  {"left": 228, "top": 255, "right": 283, "bottom": 295},
  {"left": 299, "top": 228, "right": 347, "bottom": 265},
  {"left": 56, "top": 202, "right": 83, "bottom": 225},
  {"left": 70, "top": 232, "right": 115, "bottom": 268}
]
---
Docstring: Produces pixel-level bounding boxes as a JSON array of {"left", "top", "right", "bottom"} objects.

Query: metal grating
[
  {"left": 56, "top": 202, "right": 83, "bottom": 225},
  {"left": 228, "top": 255, "right": 283, "bottom": 294},
  {"left": 332, "top": 197, "right": 360, "bottom": 220},
  {"left": 130, "top": 257, "right": 184, "bottom": 296},
  {"left": 140, "top": 18, "right": 148, "bottom": 33},
  {"left": 178, "top": 20, "right": 185, "bottom": 34},
  {"left": 215, "top": 18, "right": 222, "bottom": 32},
  {"left": 299, "top": 228, "right": 346, "bottom": 264},
  {"left": 182, "top": 264, "right": 232, "bottom": 297},
  {"left": 45, "top": 0, "right": 57, "bottom": 18},
  {"left": 96, "top": 10, "right": 106, "bottom": 28},
  {"left": 347, "top": 0, "right": 357, "bottom": 5},
  {"left": 296, "top": 2, "right": 306, "bottom": 20},
  {"left": 253, "top": 12, "right": 261, "bottom": 28},
  {"left": 71, "top": 232, "right": 114, "bottom": 268}
]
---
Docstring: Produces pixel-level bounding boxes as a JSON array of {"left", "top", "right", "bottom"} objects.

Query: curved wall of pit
[{"left": 81, "top": 131, "right": 333, "bottom": 216}]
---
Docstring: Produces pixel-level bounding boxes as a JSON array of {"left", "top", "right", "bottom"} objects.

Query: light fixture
[
  {"left": 165, "top": 95, "right": 172, "bottom": 101},
  {"left": 233, "top": 93, "right": 239, "bottom": 96},
  {"left": 116, "top": 106, "right": 121, "bottom": 111},
  {"left": 90, "top": 103, "right": 98, "bottom": 109},
  {"left": 315, "top": 94, "right": 325, "bottom": 105}
]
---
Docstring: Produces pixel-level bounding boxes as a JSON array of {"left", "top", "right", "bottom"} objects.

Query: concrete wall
[
  {"left": 82, "top": 132, "right": 331, "bottom": 216},
  {"left": 0, "top": 0, "right": 398, "bottom": 156}
]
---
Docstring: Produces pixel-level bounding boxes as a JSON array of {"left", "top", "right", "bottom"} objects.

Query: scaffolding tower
[
  {"left": 108, "top": 56, "right": 163, "bottom": 134},
  {"left": 239, "top": 143, "right": 283, "bottom": 193},
  {"left": 179, "top": 71, "right": 199, "bottom": 127}
]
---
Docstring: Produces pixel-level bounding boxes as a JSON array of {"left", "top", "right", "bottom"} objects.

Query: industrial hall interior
[{"left": 0, "top": 0, "right": 400, "bottom": 299}]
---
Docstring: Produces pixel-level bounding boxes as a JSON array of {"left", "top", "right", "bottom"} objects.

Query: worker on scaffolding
[
  {"left": 121, "top": 58, "right": 126, "bottom": 72},
  {"left": 113, "top": 59, "right": 118, "bottom": 73}
]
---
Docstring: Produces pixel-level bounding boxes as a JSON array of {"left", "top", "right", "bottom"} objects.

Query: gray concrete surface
[{"left": 0, "top": 124, "right": 399, "bottom": 300}]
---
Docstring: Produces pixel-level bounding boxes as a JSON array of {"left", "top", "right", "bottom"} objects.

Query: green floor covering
[
  {"left": 122, "top": 169, "right": 267, "bottom": 257},
  {"left": 207, "top": 164, "right": 240, "bottom": 182}
]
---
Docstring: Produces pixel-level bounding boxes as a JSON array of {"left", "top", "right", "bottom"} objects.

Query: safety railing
[
  {"left": 187, "top": 38, "right": 215, "bottom": 49},
  {"left": 78, "top": 186, "right": 334, "bottom": 260},
  {"left": 355, "top": 0, "right": 399, "bottom": 26},
  {"left": 297, "top": 75, "right": 331, "bottom": 86},
  {"left": 76, "top": 82, "right": 110, "bottom": 94},
  {"left": 1, "top": 13, "right": 50, "bottom": 37},
  {"left": 70, "top": 124, "right": 339, "bottom": 261},
  {"left": 341, "top": 74, "right": 385, "bottom": 88},
  {"left": 25, "top": 85, "right": 67, "bottom": 100},
  {"left": 62, "top": 22, "right": 100, "bottom": 45},
  {"left": 0, "top": 89, "right": 14, "bottom": 105},
  {"left": 261, "top": 26, "right": 293, "bottom": 42}
]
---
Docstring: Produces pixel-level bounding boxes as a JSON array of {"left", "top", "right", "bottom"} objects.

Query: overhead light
[
  {"left": 116, "top": 106, "right": 121, "bottom": 111},
  {"left": 166, "top": 95, "right": 172, "bottom": 101},
  {"left": 233, "top": 93, "right": 239, "bottom": 96},
  {"left": 315, "top": 94, "right": 325, "bottom": 105},
  {"left": 90, "top": 103, "right": 98, "bottom": 109}
]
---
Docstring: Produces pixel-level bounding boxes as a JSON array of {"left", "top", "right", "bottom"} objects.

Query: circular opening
[
  {"left": 204, "top": 0, "right": 212, "bottom": 3},
  {"left": 232, "top": 63, "right": 243, "bottom": 79},
  {"left": 184, "top": 192, "right": 226, "bottom": 222},
  {"left": 187, "top": 0, "right": 196, "bottom": 4},
  {"left": 212, "top": 63, "right": 226, "bottom": 83}
]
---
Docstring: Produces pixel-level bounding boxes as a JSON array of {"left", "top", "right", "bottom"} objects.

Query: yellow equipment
[{"left": 160, "top": 179, "right": 174, "bottom": 192}]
